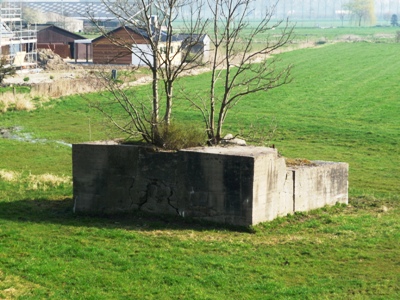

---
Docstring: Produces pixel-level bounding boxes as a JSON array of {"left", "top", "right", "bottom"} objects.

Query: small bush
[
  {"left": 23, "top": 77, "right": 30, "bottom": 82},
  {"left": 396, "top": 31, "right": 400, "bottom": 43},
  {"left": 156, "top": 122, "right": 206, "bottom": 150},
  {"left": 315, "top": 40, "right": 326, "bottom": 45},
  {"left": 50, "top": 75, "right": 54, "bottom": 80}
]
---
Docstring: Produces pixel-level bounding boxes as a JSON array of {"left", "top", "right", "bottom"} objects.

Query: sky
[{"left": 5, "top": 1, "right": 400, "bottom": 24}]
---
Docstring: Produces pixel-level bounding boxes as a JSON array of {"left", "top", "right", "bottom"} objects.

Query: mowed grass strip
[{"left": 0, "top": 194, "right": 399, "bottom": 299}]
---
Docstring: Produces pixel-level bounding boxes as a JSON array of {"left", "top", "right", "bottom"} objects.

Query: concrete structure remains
[{"left": 73, "top": 144, "right": 348, "bottom": 226}]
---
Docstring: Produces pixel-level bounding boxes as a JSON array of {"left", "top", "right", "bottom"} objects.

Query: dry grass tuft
[
  {"left": 30, "top": 77, "right": 100, "bottom": 98},
  {"left": 0, "top": 169, "right": 20, "bottom": 182},
  {"left": 285, "top": 158, "right": 317, "bottom": 167},
  {"left": 0, "top": 92, "right": 35, "bottom": 112},
  {"left": 0, "top": 169, "right": 71, "bottom": 190},
  {"left": 28, "top": 173, "right": 71, "bottom": 191},
  {"left": 0, "top": 270, "right": 42, "bottom": 299},
  {"left": 0, "top": 97, "right": 11, "bottom": 113},
  {"left": 14, "top": 94, "right": 35, "bottom": 111}
]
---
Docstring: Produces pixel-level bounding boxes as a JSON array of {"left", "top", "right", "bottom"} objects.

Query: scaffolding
[{"left": 0, "top": 1, "right": 37, "bottom": 68}]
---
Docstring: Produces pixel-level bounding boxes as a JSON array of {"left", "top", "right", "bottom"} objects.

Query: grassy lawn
[
  {"left": 0, "top": 40, "right": 399, "bottom": 298},
  {"left": 0, "top": 195, "right": 398, "bottom": 299}
]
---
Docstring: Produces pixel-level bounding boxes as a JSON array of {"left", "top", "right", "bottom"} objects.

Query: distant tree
[
  {"left": 383, "top": 12, "right": 392, "bottom": 23},
  {"left": 22, "top": 7, "right": 47, "bottom": 24},
  {"left": 345, "top": 0, "right": 376, "bottom": 26},
  {"left": 390, "top": 14, "right": 398, "bottom": 26},
  {"left": 0, "top": 57, "right": 16, "bottom": 84},
  {"left": 337, "top": 9, "right": 348, "bottom": 27}
]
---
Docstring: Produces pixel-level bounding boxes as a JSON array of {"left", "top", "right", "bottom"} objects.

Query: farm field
[{"left": 0, "top": 40, "right": 399, "bottom": 298}]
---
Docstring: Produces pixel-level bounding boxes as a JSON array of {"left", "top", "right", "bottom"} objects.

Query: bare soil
[
  {"left": 3, "top": 42, "right": 318, "bottom": 87},
  {"left": 4, "top": 70, "right": 82, "bottom": 85}
]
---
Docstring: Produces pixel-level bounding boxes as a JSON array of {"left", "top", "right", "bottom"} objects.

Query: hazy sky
[{"left": 9, "top": 0, "right": 400, "bottom": 23}]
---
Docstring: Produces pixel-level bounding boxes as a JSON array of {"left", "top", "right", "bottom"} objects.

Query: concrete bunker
[{"left": 72, "top": 144, "right": 348, "bottom": 226}]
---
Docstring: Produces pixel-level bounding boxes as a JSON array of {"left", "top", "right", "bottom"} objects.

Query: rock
[
  {"left": 221, "top": 134, "right": 247, "bottom": 146},
  {"left": 0, "top": 128, "right": 11, "bottom": 138}
]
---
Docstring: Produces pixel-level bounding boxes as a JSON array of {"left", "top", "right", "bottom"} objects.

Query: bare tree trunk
[
  {"left": 164, "top": 80, "right": 173, "bottom": 125},
  {"left": 152, "top": 58, "right": 159, "bottom": 136},
  {"left": 208, "top": 0, "right": 221, "bottom": 144}
]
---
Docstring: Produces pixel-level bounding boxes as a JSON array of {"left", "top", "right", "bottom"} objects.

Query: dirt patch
[
  {"left": 4, "top": 70, "right": 76, "bottom": 85},
  {"left": 337, "top": 34, "right": 365, "bottom": 42},
  {"left": 285, "top": 158, "right": 317, "bottom": 167},
  {"left": 373, "top": 33, "right": 395, "bottom": 39},
  {"left": 4, "top": 49, "right": 85, "bottom": 85},
  {"left": 37, "top": 48, "right": 81, "bottom": 71}
]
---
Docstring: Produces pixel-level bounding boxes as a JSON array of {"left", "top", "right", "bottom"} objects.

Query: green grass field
[{"left": 0, "top": 40, "right": 399, "bottom": 298}]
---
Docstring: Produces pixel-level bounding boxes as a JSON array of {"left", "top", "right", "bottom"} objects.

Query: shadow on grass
[
  {"left": 0, "top": 198, "right": 254, "bottom": 233},
  {"left": 1, "top": 196, "right": 397, "bottom": 234}
]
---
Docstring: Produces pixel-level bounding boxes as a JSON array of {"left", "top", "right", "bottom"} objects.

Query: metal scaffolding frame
[{"left": 0, "top": 1, "right": 37, "bottom": 68}]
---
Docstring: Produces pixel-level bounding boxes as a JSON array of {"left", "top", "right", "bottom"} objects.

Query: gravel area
[{"left": 4, "top": 69, "right": 80, "bottom": 85}]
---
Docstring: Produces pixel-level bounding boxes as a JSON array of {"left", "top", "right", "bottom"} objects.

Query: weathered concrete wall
[
  {"left": 73, "top": 144, "right": 263, "bottom": 225},
  {"left": 252, "top": 154, "right": 293, "bottom": 223},
  {"left": 290, "top": 161, "right": 348, "bottom": 212},
  {"left": 73, "top": 144, "right": 348, "bottom": 226}
]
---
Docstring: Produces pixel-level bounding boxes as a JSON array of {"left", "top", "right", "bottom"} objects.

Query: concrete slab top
[
  {"left": 75, "top": 142, "right": 277, "bottom": 158},
  {"left": 78, "top": 140, "right": 121, "bottom": 145},
  {"left": 286, "top": 160, "right": 349, "bottom": 170},
  {"left": 181, "top": 146, "right": 278, "bottom": 157}
]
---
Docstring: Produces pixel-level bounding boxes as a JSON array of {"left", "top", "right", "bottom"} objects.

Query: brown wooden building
[
  {"left": 92, "top": 27, "right": 149, "bottom": 65},
  {"left": 92, "top": 26, "right": 182, "bottom": 66},
  {"left": 37, "top": 25, "right": 90, "bottom": 59}
]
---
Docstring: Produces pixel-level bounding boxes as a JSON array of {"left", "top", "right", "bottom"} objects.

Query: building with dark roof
[
  {"left": 92, "top": 26, "right": 182, "bottom": 66},
  {"left": 37, "top": 24, "right": 90, "bottom": 59}
]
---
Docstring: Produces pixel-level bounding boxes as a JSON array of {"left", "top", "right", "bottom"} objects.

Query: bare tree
[
  {"left": 345, "top": 0, "right": 376, "bottom": 26},
  {"left": 91, "top": 0, "right": 208, "bottom": 146},
  {"left": 92, "top": 0, "right": 293, "bottom": 147},
  {"left": 21, "top": 7, "right": 47, "bottom": 24},
  {"left": 186, "top": 0, "right": 293, "bottom": 144}
]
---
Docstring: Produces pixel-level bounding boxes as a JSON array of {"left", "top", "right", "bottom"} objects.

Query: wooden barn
[
  {"left": 37, "top": 25, "right": 90, "bottom": 59},
  {"left": 92, "top": 26, "right": 182, "bottom": 66}
]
